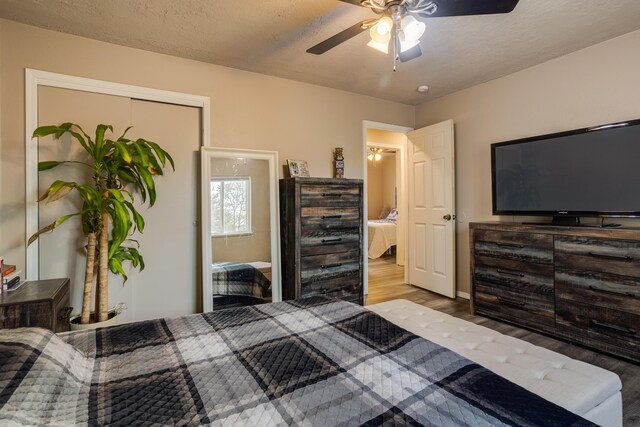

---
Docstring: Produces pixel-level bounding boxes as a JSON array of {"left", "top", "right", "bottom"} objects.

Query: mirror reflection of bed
[
  {"left": 366, "top": 140, "right": 406, "bottom": 302},
  {"left": 210, "top": 156, "right": 273, "bottom": 309}
]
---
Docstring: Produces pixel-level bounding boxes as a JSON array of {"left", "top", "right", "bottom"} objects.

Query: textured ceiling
[{"left": 1, "top": 0, "right": 640, "bottom": 105}]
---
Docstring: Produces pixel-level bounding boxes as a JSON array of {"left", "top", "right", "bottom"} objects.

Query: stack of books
[{"left": 2, "top": 264, "right": 22, "bottom": 291}]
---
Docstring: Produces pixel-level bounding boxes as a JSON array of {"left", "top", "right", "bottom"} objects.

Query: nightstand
[{"left": 0, "top": 278, "right": 71, "bottom": 333}]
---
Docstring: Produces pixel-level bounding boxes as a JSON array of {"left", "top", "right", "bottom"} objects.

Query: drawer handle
[
  {"left": 321, "top": 238, "right": 342, "bottom": 243},
  {"left": 321, "top": 215, "right": 343, "bottom": 219},
  {"left": 497, "top": 297, "right": 526, "bottom": 308},
  {"left": 58, "top": 306, "right": 73, "bottom": 321},
  {"left": 590, "top": 319, "right": 636, "bottom": 335},
  {"left": 321, "top": 263, "right": 343, "bottom": 269},
  {"left": 588, "top": 285, "right": 635, "bottom": 297},
  {"left": 588, "top": 252, "right": 633, "bottom": 261},
  {"left": 496, "top": 269, "right": 525, "bottom": 278},
  {"left": 496, "top": 242, "right": 524, "bottom": 249},
  {"left": 322, "top": 193, "right": 342, "bottom": 197}
]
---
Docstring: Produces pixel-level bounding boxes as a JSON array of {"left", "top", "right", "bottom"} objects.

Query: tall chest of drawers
[
  {"left": 279, "top": 177, "right": 364, "bottom": 304},
  {"left": 470, "top": 222, "right": 640, "bottom": 362}
]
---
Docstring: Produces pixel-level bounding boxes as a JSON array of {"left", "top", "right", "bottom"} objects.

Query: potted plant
[{"left": 29, "top": 123, "right": 174, "bottom": 328}]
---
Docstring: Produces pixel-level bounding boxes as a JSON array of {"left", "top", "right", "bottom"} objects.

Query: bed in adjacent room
[
  {"left": 211, "top": 261, "right": 271, "bottom": 308},
  {"left": 0, "top": 297, "right": 620, "bottom": 426},
  {"left": 367, "top": 209, "right": 398, "bottom": 259}
]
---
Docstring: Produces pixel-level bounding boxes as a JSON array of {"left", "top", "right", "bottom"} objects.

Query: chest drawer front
[
  {"left": 301, "top": 264, "right": 360, "bottom": 296},
  {"left": 556, "top": 300, "right": 640, "bottom": 360},
  {"left": 301, "top": 231, "right": 360, "bottom": 248},
  {"left": 474, "top": 255, "right": 554, "bottom": 295},
  {"left": 301, "top": 251, "right": 360, "bottom": 269},
  {"left": 474, "top": 230, "right": 553, "bottom": 264},
  {"left": 301, "top": 207, "right": 360, "bottom": 230},
  {"left": 300, "top": 184, "right": 360, "bottom": 207},
  {"left": 301, "top": 241, "right": 360, "bottom": 257},
  {"left": 555, "top": 236, "right": 640, "bottom": 277}
]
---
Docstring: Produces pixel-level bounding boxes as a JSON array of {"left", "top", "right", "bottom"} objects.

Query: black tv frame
[{"left": 491, "top": 118, "right": 640, "bottom": 224}]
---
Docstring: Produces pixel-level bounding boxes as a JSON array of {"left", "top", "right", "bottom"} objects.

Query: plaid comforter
[
  {"left": 0, "top": 298, "right": 593, "bottom": 426},
  {"left": 212, "top": 262, "right": 271, "bottom": 298}
]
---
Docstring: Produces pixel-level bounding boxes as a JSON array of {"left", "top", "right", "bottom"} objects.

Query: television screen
[{"left": 492, "top": 119, "right": 640, "bottom": 217}]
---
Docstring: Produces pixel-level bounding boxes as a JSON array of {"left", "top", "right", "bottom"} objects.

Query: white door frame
[
  {"left": 362, "top": 120, "right": 413, "bottom": 296},
  {"left": 25, "top": 68, "right": 211, "bottom": 280}
]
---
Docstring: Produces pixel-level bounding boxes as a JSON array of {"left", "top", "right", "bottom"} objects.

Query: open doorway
[{"left": 363, "top": 124, "right": 410, "bottom": 304}]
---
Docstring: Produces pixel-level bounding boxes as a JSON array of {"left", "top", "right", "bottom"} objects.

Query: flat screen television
[{"left": 491, "top": 118, "right": 640, "bottom": 224}]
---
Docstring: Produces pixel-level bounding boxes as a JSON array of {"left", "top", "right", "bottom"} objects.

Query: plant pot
[{"left": 69, "top": 308, "right": 123, "bottom": 331}]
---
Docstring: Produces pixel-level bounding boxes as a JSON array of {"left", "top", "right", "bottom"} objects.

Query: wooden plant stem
[
  {"left": 80, "top": 232, "right": 97, "bottom": 324},
  {"left": 96, "top": 212, "right": 109, "bottom": 322}
]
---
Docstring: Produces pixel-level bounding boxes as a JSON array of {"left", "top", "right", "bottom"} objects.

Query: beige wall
[
  {"left": 0, "top": 19, "right": 414, "bottom": 284},
  {"left": 415, "top": 29, "right": 640, "bottom": 295},
  {"left": 211, "top": 158, "right": 271, "bottom": 263},
  {"left": 367, "top": 159, "right": 384, "bottom": 220},
  {"left": 367, "top": 153, "right": 396, "bottom": 220},
  {"left": 381, "top": 154, "right": 396, "bottom": 211}
]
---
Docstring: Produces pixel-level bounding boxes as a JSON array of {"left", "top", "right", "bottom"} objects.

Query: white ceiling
[{"left": 2, "top": 0, "right": 640, "bottom": 105}]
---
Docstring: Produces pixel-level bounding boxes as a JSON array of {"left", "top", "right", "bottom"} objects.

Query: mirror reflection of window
[{"left": 211, "top": 177, "right": 251, "bottom": 236}]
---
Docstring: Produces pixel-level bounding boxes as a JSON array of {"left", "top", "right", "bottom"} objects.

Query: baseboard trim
[{"left": 456, "top": 291, "right": 470, "bottom": 300}]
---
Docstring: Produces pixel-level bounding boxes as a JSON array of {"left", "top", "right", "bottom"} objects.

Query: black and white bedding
[
  {"left": 0, "top": 297, "right": 594, "bottom": 426},
  {"left": 212, "top": 261, "right": 271, "bottom": 298}
]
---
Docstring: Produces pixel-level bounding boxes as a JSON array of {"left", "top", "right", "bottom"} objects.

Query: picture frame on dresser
[{"left": 286, "top": 159, "right": 310, "bottom": 177}]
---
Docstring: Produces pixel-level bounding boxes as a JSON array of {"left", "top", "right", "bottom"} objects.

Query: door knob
[{"left": 443, "top": 214, "right": 456, "bottom": 221}]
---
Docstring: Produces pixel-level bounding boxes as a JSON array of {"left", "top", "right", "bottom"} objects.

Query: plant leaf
[
  {"left": 38, "top": 160, "right": 63, "bottom": 171},
  {"left": 28, "top": 213, "right": 80, "bottom": 245},
  {"left": 47, "top": 184, "right": 74, "bottom": 203}
]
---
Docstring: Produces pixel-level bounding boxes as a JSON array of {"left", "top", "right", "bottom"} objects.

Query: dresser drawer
[
  {"left": 301, "top": 207, "right": 360, "bottom": 230},
  {"left": 555, "top": 269, "right": 640, "bottom": 313},
  {"left": 474, "top": 230, "right": 553, "bottom": 264},
  {"left": 300, "top": 184, "right": 360, "bottom": 207},
  {"left": 54, "top": 289, "right": 71, "bottom": 333},
  {"left": 474, "top": 255, "right": 554, "bottom": 296},
  {"left": 475, "top": 281, "right": 555, "bottom": 330},
  {"left": 556, "top": 299, "right": 640, "bottom": 360},
  {"left": 555, "top": 236, "right": 640, "bottom": 277}
]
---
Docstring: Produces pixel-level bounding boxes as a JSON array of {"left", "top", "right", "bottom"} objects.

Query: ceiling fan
[{"left": 307, "top": 0, "right": 520, "bottom": 69}]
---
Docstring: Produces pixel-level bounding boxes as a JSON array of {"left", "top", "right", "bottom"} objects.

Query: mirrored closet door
[{"left": 201, "top": 147, "right": 281, "bottom": 312}]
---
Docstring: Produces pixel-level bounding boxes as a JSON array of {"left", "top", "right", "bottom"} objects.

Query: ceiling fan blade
[
  {"left": 419, "top": 0, "right": 519, "bottom": 18},
  {"left": 399, "top": 44, "right": 422, "bottom": 62},
  {"left": 338, "top": 0, "right": 366, "bottom": 6},
  {"left": 306, "top": 20, "right": 369, "bottom": 55}
]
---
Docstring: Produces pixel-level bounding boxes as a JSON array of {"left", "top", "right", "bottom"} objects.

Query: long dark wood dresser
[
  {"left": 280, "top": 177, "right": 363, "bottom": 304},
  {"left": 470, "top": 222, "right": 640, "bottom": 362}
]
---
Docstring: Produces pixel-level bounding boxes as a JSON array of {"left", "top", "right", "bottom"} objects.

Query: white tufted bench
[{"left": 369, "top": 299, "right": 622, "bottom": 427}]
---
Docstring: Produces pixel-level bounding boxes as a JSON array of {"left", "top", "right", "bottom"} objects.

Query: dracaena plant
[{"left": 29, "top": 123, "right": 174, "bottom": 325}]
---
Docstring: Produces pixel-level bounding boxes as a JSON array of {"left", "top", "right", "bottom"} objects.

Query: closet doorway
[{"left": 364, "top": 125, "right": 409, "bottom": 304}]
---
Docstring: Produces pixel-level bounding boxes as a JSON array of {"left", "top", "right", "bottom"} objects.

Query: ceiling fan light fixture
[
  {"left": 367, "top": 39, "right": 390, "bottom": 54},
  {"left": 401, "top": 15, "right": 426, "bottom": 43},
  {"left": 374, "top": 16, "right": 393, "bottom": 36},
  {"left": 399, "top": 38, "right": 419, "bottom": 53}
]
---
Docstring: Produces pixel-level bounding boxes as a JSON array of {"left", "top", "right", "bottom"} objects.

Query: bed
[
  {"left": 211, "top": 261, "right": 271, "bottom": 308},
  {"left": 0, "top": 297, "right": 619, "bottom": 426},
  {"left": 368, "top": 219, "right": 397, "bottom": 258}
]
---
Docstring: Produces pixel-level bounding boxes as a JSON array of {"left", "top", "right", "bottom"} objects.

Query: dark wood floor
[{"left": 366, "top": 254, "right": 640, "bottom": 426}]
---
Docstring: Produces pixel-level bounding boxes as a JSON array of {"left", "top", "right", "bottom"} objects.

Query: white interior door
[{"left": 407, "top": 120, "right": 456, "bottom": 298}]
